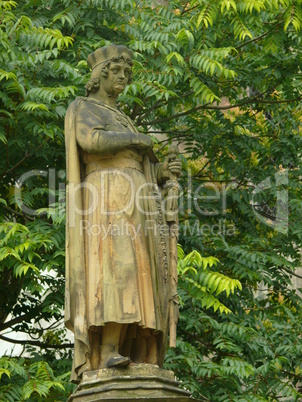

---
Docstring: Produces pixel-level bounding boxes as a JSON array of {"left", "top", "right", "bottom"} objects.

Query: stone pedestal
[{"left": 68, "top": 364, "right": 196, "bottom": 401}]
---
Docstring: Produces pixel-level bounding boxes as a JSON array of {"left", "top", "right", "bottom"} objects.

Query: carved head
[{"left": 85, "top": 45, "right": 133, "bottom": 96}]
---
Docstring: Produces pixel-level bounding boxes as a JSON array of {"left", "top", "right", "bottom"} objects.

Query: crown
[{"left": 87, "top": 45, "right": 133, "bottom": 71}]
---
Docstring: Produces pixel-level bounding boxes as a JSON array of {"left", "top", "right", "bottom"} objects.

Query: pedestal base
[{"left": 68, "top": 364, "right": 196, "bottom": 401}]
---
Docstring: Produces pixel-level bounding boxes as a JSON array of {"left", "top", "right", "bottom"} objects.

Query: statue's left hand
[
  {"left": 168, "top": 159, "right": 182, "bottom": 178},
  {"left": 160, "top": 158, "right": 181, "bottom": 182}
]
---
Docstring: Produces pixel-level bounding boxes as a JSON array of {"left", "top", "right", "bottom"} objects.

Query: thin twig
[
  {"left": 235, "top": 21, "right": 283, "bottom": 51},
  {"left": 181, "top": 4, "right": 199, "bottom": 15},
  {"left": 137, "top": 90, "right": 194, "bottom": 124}
]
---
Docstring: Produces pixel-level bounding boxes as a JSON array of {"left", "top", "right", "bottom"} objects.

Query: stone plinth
[{"left": 68, "top": 364, "right": 196, "bottom": 401}]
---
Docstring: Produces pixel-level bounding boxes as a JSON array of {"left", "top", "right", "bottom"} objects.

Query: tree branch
[
  {"left": 235, "top": 21, "right": 283, "bottom": 51},
  {"left": 182, "top": 329, "right": 215, "bottom": 351},
  {"left": 140, "top": 95, "right": 302, "bottom": 127},
  {"left": 181, "top": 4, "right": 199, "bottom": 15},
  {"left": 193, "top": 157, "right": 215, "bottom": 178},
  {"left": 137, "top": 90, "right": 194, "bottom": 125},
  {"left": 0, "top": 311, "right": 41, "bottom": 332},
  {"left": 281, "top": 369, "right": 302, "bottom": 381},
  {"left": 148, "top": 129, "right": 190, "bottom": 134},
  {"left": 0, "top": 204, "right": 35, "bottom": 221},
  {"left": 3, "top": 138, "right": 50, "bottom": 176},
  {"left": 4, "top": 151, "right": 31, "bottom": 175},
  {"left": 281, "top": 266, "right": 302, "bottom": 280},
  {"left": 0, "top": 333, "right": 73, "bottom": 349}
]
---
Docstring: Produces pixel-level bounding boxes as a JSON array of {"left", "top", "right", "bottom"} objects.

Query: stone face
[{"left": 68, "top": 365, "right": 196, "bottom": 401}]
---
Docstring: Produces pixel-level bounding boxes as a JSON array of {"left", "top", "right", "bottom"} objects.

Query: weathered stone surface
[
  {"left": 68, "top": 365, "right": 197, "bottom": 401},
  {"left": 65, "top": 44, "right": 181, "bottom": 383}
]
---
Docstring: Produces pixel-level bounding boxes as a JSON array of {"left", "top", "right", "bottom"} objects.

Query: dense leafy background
[{"left": 1, "top": 0, "right": 302, "bottom": 400}]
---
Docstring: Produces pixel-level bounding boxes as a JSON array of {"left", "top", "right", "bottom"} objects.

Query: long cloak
[{"left": 64, "top": 97, "right": 170, "bottom": 382}]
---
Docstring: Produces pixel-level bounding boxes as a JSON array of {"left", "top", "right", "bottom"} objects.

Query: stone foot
[
  {"left": 99, "top": 345, "right": 130, "bottom": 369},
  {"left": 106, "top": 351, "right": 130, "bottom": 368}
]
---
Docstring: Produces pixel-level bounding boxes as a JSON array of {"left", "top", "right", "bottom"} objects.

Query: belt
[{"left": 86, "top": 158, "right": 143, "bottom": 175}]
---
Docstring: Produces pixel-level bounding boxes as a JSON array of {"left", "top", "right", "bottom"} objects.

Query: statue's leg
[
  {"left": 99, "top": 322, "right": 130, "bottom": 369},
  {"left": 130, "top": 336, "right": 146, "bottom": 363},
  {"left": 119, "top": 324, "right": 132, "bottom": 357},
  {"left": 89, "top": 330, "right": 100, "bottom": 370},
  {"left": 131, "top": 333, "right": 158, "bottom": 365},
  {"left": 145, "top": 334, "right": 158, "bottom": 364}
]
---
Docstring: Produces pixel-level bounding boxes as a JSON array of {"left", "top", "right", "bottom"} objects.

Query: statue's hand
[
  {"left": 159, "top": 158, "right": 182, "bottom": 183},
  {"left": 168, "top": 159, "right": 182, "bottom": 177}
]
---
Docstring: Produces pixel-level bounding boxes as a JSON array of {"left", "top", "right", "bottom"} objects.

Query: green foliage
[
  {"left": 1, "top": 0, "right": 302, "bottom": 400},
  {"left": 178, "top": 247, "right": 242, "bottom": 314},
  {"left": 0, "top": 357, "right": 74, "bottom": 401},
  {"left": 166, "top": 248, "right": 302, "bottom": 400}
]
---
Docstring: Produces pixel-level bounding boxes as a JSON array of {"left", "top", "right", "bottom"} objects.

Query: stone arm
[
  {"left": 76, "top": 127, "right": 152, "bottom": 155},
  {"left": 156, "top": 163, "right": 170, "bottom": 184}
]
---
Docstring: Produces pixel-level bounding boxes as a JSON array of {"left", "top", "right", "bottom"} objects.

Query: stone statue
[{"left": 64, "top": 45, "right": 181, "bottom": 383}]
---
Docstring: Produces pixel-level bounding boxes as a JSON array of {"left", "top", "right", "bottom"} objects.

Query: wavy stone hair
[{"left": 85, "top": 56, "right": 133, "bottom": 97}]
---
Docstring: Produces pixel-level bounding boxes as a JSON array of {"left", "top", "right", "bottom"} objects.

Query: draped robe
[{"left": 64, "top": 97, "right": 170, "bottom": 382}]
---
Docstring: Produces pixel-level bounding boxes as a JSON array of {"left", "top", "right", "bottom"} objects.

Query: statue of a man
[{"left": 64, "top": 45, "right": 180, "bottom": 383}]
